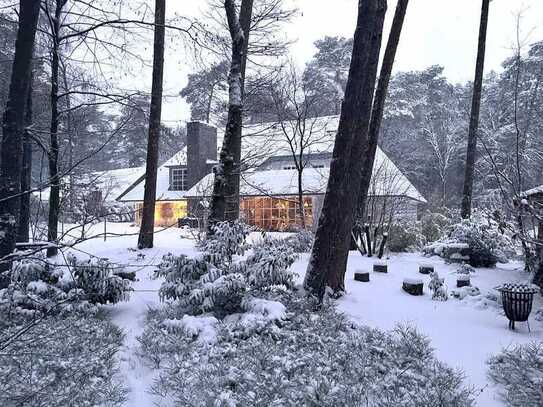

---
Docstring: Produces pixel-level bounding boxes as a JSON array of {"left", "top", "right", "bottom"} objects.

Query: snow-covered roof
[
  {"left": 118, "top": 115, "right": 426, "bottom": 203},
  {"left": 36, "top": 166, "right": 145, "bottom": 202},
  {"left": 522, "top": 185, "right": 543, "bottom": 198},
  {"left": 186, "top": 148, "right": 426, "bottom": 202}
]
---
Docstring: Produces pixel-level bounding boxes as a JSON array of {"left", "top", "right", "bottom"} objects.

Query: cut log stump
[
  {"left": 354, "top": 271, "right": 370, "bottom": 282},
  {"left": 419, "top": 264, "right": 434, "bottom": 275},
  {"left": 373, "top": 262, "right": 388, "bottom": 273},
  {"left": 403, "top": 278, "right": 423, "bottom": 296},
  {"left": 457, "top": 276, "right": 470, "bottom": 288}
]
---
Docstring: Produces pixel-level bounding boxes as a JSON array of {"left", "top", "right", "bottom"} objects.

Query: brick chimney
[{"left": 186, "top": 122, "right": 217, "bottom": 189}]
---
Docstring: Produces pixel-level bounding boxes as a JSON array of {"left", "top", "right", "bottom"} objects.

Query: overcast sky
[{"left": 155, "top": 0, "right": 543, "bottom": 125}]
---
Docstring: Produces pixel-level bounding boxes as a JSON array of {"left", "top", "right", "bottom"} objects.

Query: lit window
[{"left": 171, "top": 167, "right": 187, "bottom": 190}]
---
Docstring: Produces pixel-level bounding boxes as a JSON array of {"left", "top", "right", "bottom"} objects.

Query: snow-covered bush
[
  {"left": 488, "top": 342, "right": 543, "bottom": 407},
  {"left": 68, "top": 255, "right": 132, "bottom": 304},
  {"left": 429, "top": 271, "right": 448, "bottom": 301},
  {"left": 0, "top": 259, "right": 96, "bottom": 326},
  {"left": 140, "top": 292, "right": 474, "bottom": 406},
  {"left": 445, "top": 213, "right": 514, "bottom": 267},
  {"left": 199, "top": 220, "right": 251, "bottom": 266},
  {"left": 156, "top": 254, "right": 247, "bottom": 316},
  {"left": 284, "top": 229, "right": 314, "bottom": 253},
  {"left": 245, "top": 237, "right": 298, "bottom": 288},
  {"left": 421, "top": 209, "right": 456, "bottom": 243},
  {"left": 387, "top": 220, "right": 425, "bottom": 252},
  {"left": 157, "top": 224, "right": 298, "bottom": 317},
  {"left": 0, "top": 314, "right": 126, "bottom": 407}
]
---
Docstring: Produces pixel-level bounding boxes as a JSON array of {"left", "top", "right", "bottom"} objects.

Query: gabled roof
[
  {"left": 36, "top": 166, "right": 145, "bottom": 202},
  {"left": 185, "top": 147, "right": 426, "bottom": 202},
  {"left": 117, "top": 115, "right": 426, "bottom": 203}
]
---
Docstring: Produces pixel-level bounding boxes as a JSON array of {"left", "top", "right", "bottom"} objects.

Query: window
[
  {"left": 312, "top": 164, "right": 325, "bottom": 169},
  {"left": 240, "top": 196, "right": 313, "bottom": 231},
  {"left": 170, "top": 167, "right": 187, "bottom": 190},
  {"left": 282, "top": 165, "right": 297, "bottom": 170}
]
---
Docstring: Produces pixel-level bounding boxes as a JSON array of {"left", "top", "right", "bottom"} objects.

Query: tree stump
[
  {"left": 354, "top": 271, "right": 370, "bottom": 282},
  {"left": 403, "top": 278, "right": 423, "bottom": 296},
  {"left": 457, "top": 276, "right": 470, "bottom": 288},
  {"left": 419, "top": 264, "right": 434, "bottom": 275},
  {"left": 373, "top": 262, "right": 388, "bottom": 273}
]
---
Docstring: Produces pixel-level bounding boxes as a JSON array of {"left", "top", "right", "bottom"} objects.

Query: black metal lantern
[{"left": 497, "top": 283, "right": 539, "bottom": 331}]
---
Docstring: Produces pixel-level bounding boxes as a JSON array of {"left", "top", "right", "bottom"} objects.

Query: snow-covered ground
[{"left": 69, "top": 223, "right": 542, "bottom": 407}]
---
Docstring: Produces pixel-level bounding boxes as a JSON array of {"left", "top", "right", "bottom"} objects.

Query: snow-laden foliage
[
  {"left": 488, "top": 342, "right": 543, "bottom": 407},
  {"left": 387, "top": 220, "right": 426, "bottom": 252},
  {"left": 68, "top": 255, "right": 132, "bottom": 304},
  {"left": 198, "top": 220, "right": 251, "bottom": 266},
  {"left": 0, "top": 259, "right": 94, "bottom": 326},
  {"left": 283, "top": 229, "right": 314, "bottom": 253},
  {"left": 426, "top": 212, "right": 515, "bottom": 267},
  {"left": 0, "top": 314, "right": 127, "bottom": 407},
  {"left": 156, "top": 253, "right": 247, "bottom": 316},
  {"left": 140, "top": 291, "right": 474, "bottom": 406},
  {"left": 420, "top": 209, "right": 457, "bottom": 243},
  {"left": 157, "top": 223, "right": 298, "bottom": 317},
  {"left": 245, "top": 236, "right": 298, "bottom": 288},
  {"left": 428, "top": 271, "right": 448, "bottom": 301}
]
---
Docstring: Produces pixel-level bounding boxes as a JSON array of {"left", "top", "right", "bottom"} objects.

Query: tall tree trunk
[
  {"left": 0, "top": 0, "right": 40, "bottom": 277},
  {"left": 356, "top": 0, "right": 408, "bottom": 221},
  {"left": 208, "top": 0, "right": 253, "bottom": 227},
  {"left": 17, "top": 69, "right": 34, "bottom": 243},
  {"left": 47, "top": 0, "right": 67, "bottom": 258},
  {"left": 461, "top": 0, "right": 490, "bottom": 219},
  {"left": 304, "top": 0, "right": 387, "bottom": 299},
  {"left": 137, "top": 0, "right": 166, "bottom": 249}
]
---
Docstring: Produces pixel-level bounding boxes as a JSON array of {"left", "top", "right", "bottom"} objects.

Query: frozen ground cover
[{"left": 54, "top": 223, "right": 543, "bottom": 406}]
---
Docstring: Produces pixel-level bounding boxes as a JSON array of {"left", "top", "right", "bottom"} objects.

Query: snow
[
  {"left": 291, "top": 252, "right": 543, "bottom": 407},
  {"left": 163, "top": 315, "right": 219, "bottom": 344},
  {"left": 65, "top": 224, "right": 542, "bottom": 407}
]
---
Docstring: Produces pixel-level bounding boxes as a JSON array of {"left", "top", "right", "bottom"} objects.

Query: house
[{"left": 117, "top": 117, "right": 427, "bottom": 230}]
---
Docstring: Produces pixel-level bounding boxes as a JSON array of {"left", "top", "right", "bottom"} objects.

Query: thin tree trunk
[
  {"left": 0, "top": 0, "right": 40, "bottom": 277},
  {"left": 137, "top": 0, "right": 166, "bottom": 249},
  {"left": 304, "top": 0, "right": 387, "bottom": 299},
  {"left": 461, "top": 0, "right": 490, "bottom": 219},
  {"left": 298, "top": 168, "right": 306, "bottom": 229},
  {"left": 47, "top": 0, "right": 67, "bottom": 258},
  {"left": 357, "top": 0, "right": 408, "bottom": 222},
  {"left": 17, "top": 68, "right": 34, "bottom": 243},
  {"left": 208, "top": 0, "right": 253, "bottom": 227}
]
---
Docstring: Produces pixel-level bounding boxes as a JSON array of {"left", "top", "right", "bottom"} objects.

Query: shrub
[
  {"left": 387, "top": 221, "right": 425, "bottom": 252},
  {"left": 488, "top": 342, "right": 543, "bottom": 407},
  {"left": 0, "top": 314, "right": 127, "bottom": 407},
  {"left": 445, "top": 213, "right": 514, "bottom": 267},
  {"left": 68, "top": 255, "right": 132, "bottom": 304},
  {"left": 140, "top": 292, "right": 474, "bottom": 406},
  {"left": 199, "top": 220, "right": 251, "bottom": 266},
  {"left": 284, "top": 229, "right": 314, "bottom": 253},
  {"left": 428, "top": 271, "right": 448, "bottom": 301},
  {"left": 157, "top": 222, "right": 298, "bottom": 318},
  {"left": 421, "top": 210, "right": 456, "bottom": 243}
]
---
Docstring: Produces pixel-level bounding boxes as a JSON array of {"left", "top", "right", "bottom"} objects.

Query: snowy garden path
[{"left": 76, "top": 224, "right": 198, "bottom": 406}]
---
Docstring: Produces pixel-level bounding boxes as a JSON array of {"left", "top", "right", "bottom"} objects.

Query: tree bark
[
  {"left": 17, "top": 68, "right": 33, "bottom": 243},
  {"left": 357, "top": 0, "right": 408, "bottom": 221},
  {"left": 304, "top": 0, "right": 387, "bottom": 299},
  {"left": 298, "top": 168, "right": 306, "bottom": 229},
  {"left": 208, "top": 0, "right": 253, "bottom": 227},
  {"left": 461, "top": 0, "right": 490, "bottom": 219},
  {"left": 47, "top": 0, "right": 68, "bottom": 258},
  {"left": 0, "top": 0, "right": 40, "bottom": 275},
  {"left": 137, "top": 0, "right": 166, "bottom": 249}
]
